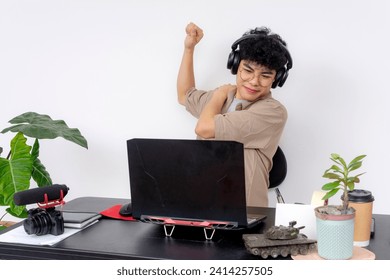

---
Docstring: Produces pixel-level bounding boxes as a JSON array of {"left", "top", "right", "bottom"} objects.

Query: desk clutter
[
  {"left": 0, "top": 210, "right": 102, "bottom": 246},
  {"left": 1, "top": 196, "right": 387, "bottom": 260},
  {"left": 0, "top": 205, "right": 131, "bottom": 247}
]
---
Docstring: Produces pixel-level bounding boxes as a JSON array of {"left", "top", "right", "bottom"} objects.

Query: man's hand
[
  {"left": 213, "top": 84, "right": 236, "bottom": 100},
  {"left": 184, "top": 22, "right": 204, "bottom": 50}
]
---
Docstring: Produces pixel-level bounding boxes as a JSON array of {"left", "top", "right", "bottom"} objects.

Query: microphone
[{"left": 13, "top": 184, "right": 69, "bottom": 206}]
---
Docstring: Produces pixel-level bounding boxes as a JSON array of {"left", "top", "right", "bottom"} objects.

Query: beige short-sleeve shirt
[{"left": 185, "top": 87, "right": 287, "bottom": 207}]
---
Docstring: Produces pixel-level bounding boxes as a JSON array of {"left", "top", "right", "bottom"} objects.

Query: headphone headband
[
  {"left": 227, "top": 32, "right": 293, "bottom": 88},
  {"left": 230, "top": 34, "right": 293, "bottom": 70}
]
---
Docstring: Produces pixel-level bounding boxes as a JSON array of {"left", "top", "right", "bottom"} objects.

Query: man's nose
[{"left": 249, "top": 74, "right": 261, "bottom": 85}]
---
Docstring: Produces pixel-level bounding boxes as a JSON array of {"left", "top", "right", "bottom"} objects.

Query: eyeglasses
[{"left": 239, "top": 67, "right": 275, "bottom": 86}]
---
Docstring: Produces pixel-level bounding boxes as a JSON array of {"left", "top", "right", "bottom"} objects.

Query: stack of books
[{"left": 62, "top": 212, "right": 102, "bottom": 229}]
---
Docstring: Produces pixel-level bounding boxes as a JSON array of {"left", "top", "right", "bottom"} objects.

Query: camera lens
[
  {"left": 37, "top": 211, "right": 52, "bottom": 235},
  {"left": 24, "top": 209, "right": 53, "bottom": 236}
]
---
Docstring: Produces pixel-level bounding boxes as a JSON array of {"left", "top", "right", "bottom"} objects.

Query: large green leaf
[
  {"left": 31, "top": 139, "right": 53, "bottom": 187},
  {"left": 1, "top": 112, "right": 88, "bottom": 149},
  {"left": 0, "top": 132, "right": 33, "bottom": 217}
]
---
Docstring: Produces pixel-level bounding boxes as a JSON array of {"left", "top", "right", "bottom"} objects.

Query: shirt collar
[{"left": 226, "top": 89, "right": 272, "bottom": 111}]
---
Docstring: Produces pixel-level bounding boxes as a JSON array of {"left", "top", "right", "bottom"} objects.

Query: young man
[{"left": 177, "top": 22, "right": 292, "bottom": 207}]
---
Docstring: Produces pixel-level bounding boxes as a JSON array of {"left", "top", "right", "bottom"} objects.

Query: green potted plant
[
  {"left": 314, "top": 153, "right": 366, "bottom": 259},
  {"left": 0, "top": 112, "right": 88, "bottom": 228}
]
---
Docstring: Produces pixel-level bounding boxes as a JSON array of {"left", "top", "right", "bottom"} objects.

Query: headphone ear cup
[
  {"left": 272, "top": 69, "right": 283, "bottom": 88},
  {"left": 272, "top": 68, "right": 287, "bottom": 88},
  {"left": 227, "top": 50, "right": 240, "bottom": 75},
  {"left": 278, "top": 70, "right": 289, "bottom": 88},
  {"left": 227, "top": 51, "right": 234, "bottom": 71}
]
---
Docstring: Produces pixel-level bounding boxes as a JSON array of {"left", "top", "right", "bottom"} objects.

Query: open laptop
[{"left": 126, "top": 138, "right": 266, "bottom": 231}]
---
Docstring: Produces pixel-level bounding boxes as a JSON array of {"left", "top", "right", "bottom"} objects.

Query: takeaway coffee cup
[{"left": 348, "top": 189, "right": 374, "bottom": 247}]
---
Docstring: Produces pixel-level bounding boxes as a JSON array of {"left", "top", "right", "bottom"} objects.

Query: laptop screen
[{"left": 127, "top": 138, "right": 248, "bottom": 227}]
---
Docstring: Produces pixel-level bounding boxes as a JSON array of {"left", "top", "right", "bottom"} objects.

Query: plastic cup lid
[{"left": 347, "top": 189, "right": 375, "bottom": 203}]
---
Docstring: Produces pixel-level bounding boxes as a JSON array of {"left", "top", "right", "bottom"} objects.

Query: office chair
[{"left": 269, "top": 146, "right": 287, "bottom": 189}]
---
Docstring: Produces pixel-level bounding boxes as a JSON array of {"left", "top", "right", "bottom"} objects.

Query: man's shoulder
[
  {"left": 244, "top": 96, "right": 287, "bottom": 123},
  {"left": 249, "top": 95, "right": 286, "bottom": 111}
]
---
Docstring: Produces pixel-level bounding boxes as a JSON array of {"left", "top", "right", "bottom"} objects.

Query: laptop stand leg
[
  {"left": 203, "top": 228, "right": 216, "bottom": 240},
  {"left": 163, "top": 225, "right": 175, "bottom": 237}
]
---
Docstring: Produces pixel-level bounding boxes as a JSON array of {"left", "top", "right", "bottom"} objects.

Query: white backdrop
[{"left": 1, "top": 0, "right": 389, "bottom": 218}]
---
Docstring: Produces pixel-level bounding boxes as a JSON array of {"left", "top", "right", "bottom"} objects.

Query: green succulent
[{"left": 321, "top": 153, "right": 366, "bottom": 213}]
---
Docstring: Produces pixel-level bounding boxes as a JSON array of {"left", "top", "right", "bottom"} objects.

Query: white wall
[{"left": 1, "top": 0, "right": 389, "bottom": 218}]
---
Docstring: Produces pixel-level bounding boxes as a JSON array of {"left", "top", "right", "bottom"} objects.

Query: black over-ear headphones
[{"left": 227, "top": 33, "right": 293, "bottom": 88}]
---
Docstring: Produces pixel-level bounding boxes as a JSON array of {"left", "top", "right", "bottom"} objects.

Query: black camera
[{"left": 23, "top": 207, "right": 64, "bottom": 236}]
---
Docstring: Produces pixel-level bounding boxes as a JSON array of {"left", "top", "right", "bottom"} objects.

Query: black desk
[{"left": 0, "top": 197, "right": 389, "bottom": 260}]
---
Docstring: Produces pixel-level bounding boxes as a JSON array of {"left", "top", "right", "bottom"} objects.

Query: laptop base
[{"left": 140, "top": 215, "right": 239, "bottom": 240}]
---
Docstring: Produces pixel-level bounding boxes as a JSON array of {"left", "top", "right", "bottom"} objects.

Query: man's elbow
[
  {"left": 195, "top": 123, "right": 215, "bottom": 139},
  {"left": 177, "top": 94, "right": 186, "bottom": 106}
]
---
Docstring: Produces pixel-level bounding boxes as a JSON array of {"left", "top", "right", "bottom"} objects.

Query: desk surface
[{"left": 0, "top": 197, "right": 389, "bottom": 260}]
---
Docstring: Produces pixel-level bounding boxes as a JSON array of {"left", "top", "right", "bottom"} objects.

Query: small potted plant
[
  {"left": 0, "top": 112, "right": 88, "bottom": 226},
  {"left": 314, "top": 153, "right": 366, "bottom": 259}
]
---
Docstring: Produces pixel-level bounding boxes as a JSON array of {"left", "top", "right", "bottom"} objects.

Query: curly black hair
[{"left": 238, "top": 27, "right": 289, "bottom": 71}]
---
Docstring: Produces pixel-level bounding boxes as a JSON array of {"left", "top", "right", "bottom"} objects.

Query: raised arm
[{"left": 177, "top": 22, "right": 204, "bottom": 105}]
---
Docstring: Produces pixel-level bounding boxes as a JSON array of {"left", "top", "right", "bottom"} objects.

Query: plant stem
[
  {"left": 342, "top": 164, "right": 349, "bottom": 213},
  {"left": 342, "top": 190, "right": 349, "bottom": 213}
]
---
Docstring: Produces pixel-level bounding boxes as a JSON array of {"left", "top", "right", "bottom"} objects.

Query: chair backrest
[{"left": 269, "top": 146, "right": 287, "bottom": 189}]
